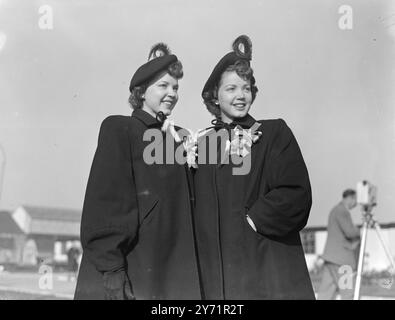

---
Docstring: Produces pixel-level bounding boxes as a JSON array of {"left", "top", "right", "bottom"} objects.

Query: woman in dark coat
[
  {"left": 193, "top": 35, "right": 315, "bottom": 299},
  {"left": 74, "top": 44, "right": 201, "bottom": 300}
]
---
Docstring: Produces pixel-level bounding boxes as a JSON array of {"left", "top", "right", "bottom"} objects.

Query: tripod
[{"left": 353, "top": 205, "right": 395, "bottom": 300}]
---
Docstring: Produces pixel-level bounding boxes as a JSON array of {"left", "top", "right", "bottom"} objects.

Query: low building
[
  {"left": 301, "top": 223, "right": 395, "bottom": 272},
  {"left": 0, "top": 205, "right": 82, "bottom": 266},
  {"left": 0, "top": 211, "right": 25, "bottom": 264}
]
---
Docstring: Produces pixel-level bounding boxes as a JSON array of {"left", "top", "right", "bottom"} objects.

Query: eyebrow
[{"left": 223, "top": 83, "right": 251, "bottom": 87}]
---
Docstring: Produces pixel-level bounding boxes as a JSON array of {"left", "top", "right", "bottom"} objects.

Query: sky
[{"left": 0, "top": 0, "right": 394, "bottom": 226}]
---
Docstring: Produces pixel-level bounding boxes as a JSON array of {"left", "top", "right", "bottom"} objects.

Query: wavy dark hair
[
  {"left": 203, "top": 60, "right": 258, "bottom": 118},
  {"left": 128, "top": 60, "right": 184, "bottom": 110}
]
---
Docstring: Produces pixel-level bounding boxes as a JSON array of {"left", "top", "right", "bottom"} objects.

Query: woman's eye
[
  {"left": 226, "top": 87, "right": 235, "bottom": 91},
  {"left": 245, "top": 87, "right": 251, "bottom": 92}
]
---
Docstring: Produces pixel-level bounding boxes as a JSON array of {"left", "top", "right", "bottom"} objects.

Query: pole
[{"left": 354, "top": 218, "right": 368, "bottom": 300}]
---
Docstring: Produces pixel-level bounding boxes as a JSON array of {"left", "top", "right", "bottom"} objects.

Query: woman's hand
[{"left": 103, "top": 268, "right": 136, "bottom": 300}]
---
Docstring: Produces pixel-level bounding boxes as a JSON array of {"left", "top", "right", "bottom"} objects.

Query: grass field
[
  {"left": 310, "top": 271, "right": 395, "bottom": 299},
  {"left": 0, "top": 270, "right": 393, "bottom": 300},
  {"left": 0, "top": 290, "right": 65, "bottom": 300},
  {"left": 0, "top": 271, "right": 75, "bottom": 300}
]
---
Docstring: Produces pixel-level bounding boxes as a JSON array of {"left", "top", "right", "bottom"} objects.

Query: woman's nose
[
  {"left": 235, "top": 88, "right": 246, "bottom": 100},
  {"left": 167, "top": 88, "right": 176, "bottom": 97}
]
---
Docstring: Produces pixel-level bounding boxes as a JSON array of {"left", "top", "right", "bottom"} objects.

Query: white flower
[
  {"left": 227, "top": 126, "right": 262, "bottom": 157},
  {"left": 183, "top": 132, "right": 198, "bottom": 169},
  {"left": 161, "top": 118, "right": 181, "bottom": 142}
]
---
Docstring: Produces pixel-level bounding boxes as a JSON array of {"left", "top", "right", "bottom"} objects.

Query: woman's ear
[{"left": 213, "top": 86, "right": 219, "bottom": 104}]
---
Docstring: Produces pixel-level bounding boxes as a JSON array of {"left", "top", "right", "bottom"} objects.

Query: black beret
[
  {"left": 202, "top": 35, "right": 254, "bottom": 99},
  {"left": 129, "top": 43, "right": 178, "bottom": 92}
]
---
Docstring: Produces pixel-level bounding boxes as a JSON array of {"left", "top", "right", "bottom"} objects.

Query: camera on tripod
[
  {"left": 353, "top": 180, "right": 394, "bottom": 300},
  {"left": 356, "top": 180, "right": 377, "bottom": 208}
]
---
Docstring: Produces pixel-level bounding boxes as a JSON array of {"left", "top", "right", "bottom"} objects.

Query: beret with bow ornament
[
  {"left": 129, "top": 43, "right": 179, "bottom": 93},
  {"left": 202, "top": 35, "right": 255, "bottom": 100}
]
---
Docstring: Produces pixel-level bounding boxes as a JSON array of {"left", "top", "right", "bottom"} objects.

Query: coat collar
[
  {"left": 132, "top": 108, "right": 162, "bottom": 128},
  {"left": 230, "top": 113, "right": 257, "bottom": 129},
  {"left": 209, "top": 113, "right": 258, "bottom": 131}
]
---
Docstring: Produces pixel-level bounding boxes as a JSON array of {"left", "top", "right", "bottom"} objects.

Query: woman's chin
[
  {"left": 232, "top": 110, "right": 248, "bottom": 118},
  {"left": 162, "top": 110, "right": 171, "bottom": 117},
  {"left": 159, "top": 107, "right": 173, "bottom": 116}
]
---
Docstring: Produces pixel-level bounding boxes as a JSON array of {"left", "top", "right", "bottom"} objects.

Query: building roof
[
  {"left": 0, "top": 211, "right": 24, "bottom": 235},
  {"left": 22, "top": 205, "right": 82, "bottom": 222}
]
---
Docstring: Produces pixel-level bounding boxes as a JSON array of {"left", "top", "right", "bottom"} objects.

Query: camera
[{"left": 356, "top": 180, "right": 377, "bottom": 207}]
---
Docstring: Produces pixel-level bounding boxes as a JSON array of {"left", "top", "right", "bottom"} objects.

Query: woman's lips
[
  {"left": 162, "top": 100, "right": 174, "bottom": 107},
  {"left": 233, "top": 103, "right": 246, "bottom": 110}
]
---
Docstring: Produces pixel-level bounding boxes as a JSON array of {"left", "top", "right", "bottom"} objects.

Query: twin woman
[{"left": 74, "top": 35, "right": 315, "bottom": 300}]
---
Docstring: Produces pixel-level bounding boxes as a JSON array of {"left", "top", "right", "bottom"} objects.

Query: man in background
[
  {"left": 67, "top": 244, "right": 81, "bottom": 282},
  {"left": 317, "top": 189, "right": 361, "bottom": 300}
]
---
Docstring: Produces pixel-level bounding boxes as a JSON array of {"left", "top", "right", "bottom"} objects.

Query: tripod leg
[
  {"left": 373, "top": 222, "right": 395, "bottom": 272},
  {"left": 354, "top": 221, "right": 368, "bottom": 300}
]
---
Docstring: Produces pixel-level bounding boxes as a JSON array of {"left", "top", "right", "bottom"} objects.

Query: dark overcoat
[
  {"left": 74, "top": 109, "right": 201, "bottom": 299},
  {"left": 193, "top": 114, "right": 315, "bottom": 299}
]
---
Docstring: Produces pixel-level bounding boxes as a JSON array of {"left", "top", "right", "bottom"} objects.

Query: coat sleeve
[
  {"left": 246, "top": 119, "right": 312, "bottom": 237},
  {"left": 80, "top": 116, "right": 139, "bottom": 273},
  {"left": 337, "top": 210, "right": 360, "bottom": 240}
]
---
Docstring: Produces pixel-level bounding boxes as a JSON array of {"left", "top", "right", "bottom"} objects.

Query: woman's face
[
  {"left": 142, "top": 72, "right": 179, "bottom": 117},
  {"left": 216, "top": 71, "right": 253, "bottom": 123}
]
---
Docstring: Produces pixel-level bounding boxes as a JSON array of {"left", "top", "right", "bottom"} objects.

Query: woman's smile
[
  {"left": 233, "top": 102, "right": 247, "bottom": 110},
  {"left": 162, "top": 99, "right": 175, "bottom": 107}
]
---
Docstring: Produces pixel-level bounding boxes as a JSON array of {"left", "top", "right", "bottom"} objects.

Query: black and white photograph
[{"left": 0, "top": 0, "right": 394, "bottom": 304}]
